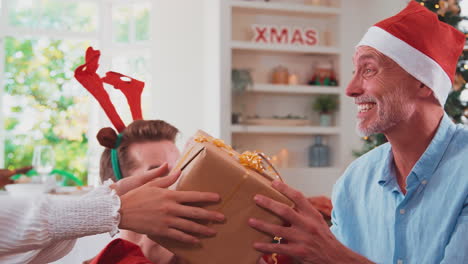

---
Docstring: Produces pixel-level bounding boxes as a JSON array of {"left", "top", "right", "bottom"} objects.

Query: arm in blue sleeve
[{"left": 440, "top": 195, "right": 468, "bottom": 263}]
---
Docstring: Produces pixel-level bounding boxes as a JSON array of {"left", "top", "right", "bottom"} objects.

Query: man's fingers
[
  {"left": 151, "top": 169, "right": 181, "bottom": 188},
  {"left": 252, "top": 242, "right": 297, "bottom": 256},
  {"left": 173, "top": 204, "right": 225, "bottom": 222},
  {"left": 175, "top": 190, "right": 221, "bottom": 204},
  {"left": 169, "top": 218, "right": 217, "bottom": 237},
  {"left": 272, "top": 181, "right": 313, "bottom": 212},
  {"left": 254, "top": 194, "right": 301, "bottom": 224},
  {"left": 248, "top": 218, "right": 289, "bottom": 239}
]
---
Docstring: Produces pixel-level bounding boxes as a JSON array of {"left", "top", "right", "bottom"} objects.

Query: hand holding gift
[
  {"left": 118, "top": 165, "right": 225, "bottom": 244},
  {"left": 157, "top": 131, "right": 294, "bottom": 264},
  {"left": 249, "top": 181, "right": 341, "bottom": 264}
]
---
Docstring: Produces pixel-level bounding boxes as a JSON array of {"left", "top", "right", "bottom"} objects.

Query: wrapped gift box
[{"left": 158, "top": 131, "right": 293, "bottom": 264}]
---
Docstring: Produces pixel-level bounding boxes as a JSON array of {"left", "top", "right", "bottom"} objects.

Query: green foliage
[
  {"left": 3, "top": 37, "right": 90, "bottom": 184},
  {"left": 2, "top": 1, "right": 152, "bottom": 184},
  {"left": 8, "top": 1, "right": 97, "bottom": 32},
  {"left": 445, "top": 89, "right": 465, "bottom": 122},
  {"left": 353, "top": 134, "right": 388, "bottom": 157},
  {"left": 136, "top": 7, "right": 150, "bottom": 41},
  {"left": 312, "top": 95, "right": 338, "bottom": 113}
]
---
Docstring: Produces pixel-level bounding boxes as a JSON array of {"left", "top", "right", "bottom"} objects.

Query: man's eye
[{"left": 364, "top": 68, "right": 375, "bottom": 75}]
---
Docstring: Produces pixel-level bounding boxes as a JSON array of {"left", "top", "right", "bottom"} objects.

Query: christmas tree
[{"left": 355, "top": 0, "right": 468, "bottom": 157}]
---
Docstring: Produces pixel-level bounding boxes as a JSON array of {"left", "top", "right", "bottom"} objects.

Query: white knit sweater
[{"left": 0, "top": 181, "right": 120, "bottom": 264}]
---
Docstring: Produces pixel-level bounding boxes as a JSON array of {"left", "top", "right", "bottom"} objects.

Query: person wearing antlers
[
  {"left": 0, "top": 47, "right": 224, "bottom": 264},
  {"left": 249, "top": 2, "right": 468, "bottom": 264}
]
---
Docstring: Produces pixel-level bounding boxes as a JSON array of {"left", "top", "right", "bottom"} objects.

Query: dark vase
[{"left": 308, "top": 135, "right": 330, "bottom": 167}]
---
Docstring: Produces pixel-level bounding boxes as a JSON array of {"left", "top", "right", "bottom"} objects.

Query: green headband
[{"left": 111, "top": 133, "right": 124, "bottom": 181}]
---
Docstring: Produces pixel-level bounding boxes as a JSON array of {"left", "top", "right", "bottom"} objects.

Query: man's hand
[
  {"left": 249, "top": 181, "right": 373, "bottom": 264},
  {"left": 308, "top": 196, "right": 332, "bottom": 222},
  {"left": 118, "top": 165, "right": 225, "bottom": 245}
]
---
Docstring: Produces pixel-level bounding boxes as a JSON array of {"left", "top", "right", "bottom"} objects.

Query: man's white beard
[{"left": 355, "top": 94, "right": 413, "bottom": 137}]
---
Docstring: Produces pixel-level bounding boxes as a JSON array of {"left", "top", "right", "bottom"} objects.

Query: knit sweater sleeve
[{"left": 0, "top": 180, "right": 120, "bottom": 261}]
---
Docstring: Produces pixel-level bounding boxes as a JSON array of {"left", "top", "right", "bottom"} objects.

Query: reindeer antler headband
[{"left": 74, "top": 47, "right": 144, "bottom": 181}]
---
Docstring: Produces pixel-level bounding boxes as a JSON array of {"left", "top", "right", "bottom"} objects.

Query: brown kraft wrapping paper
[{"left": 157, "top": 131, "right": 294, "bottom": 264}]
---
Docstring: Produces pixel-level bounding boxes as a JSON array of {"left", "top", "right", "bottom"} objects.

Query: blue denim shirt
[{"left": 331, "top": 114, "right": 468, "bottom": 264}]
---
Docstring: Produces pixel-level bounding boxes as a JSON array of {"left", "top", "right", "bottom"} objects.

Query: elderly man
[{"left": 249, "top": 2, "right": 468, "bottom": 264}]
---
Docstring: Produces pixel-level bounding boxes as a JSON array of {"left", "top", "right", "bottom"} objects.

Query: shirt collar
[
  {"left": 377, "top": 113, "right": 456, "bottom": 186},
  {"left": 410, "top": 113, "right": 456, "bottom": 182},
  {"left": 377, "top": 144, "right": 394, "bottom": 187}
]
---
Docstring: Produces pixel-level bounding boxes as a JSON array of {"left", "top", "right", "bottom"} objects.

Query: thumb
[
  {"left": 136, "top": 163, "right": 169, "bottom": 184},
  {"left": 149, "top": 170, "right": 181, "bottom": 188},
  {"left": 112, "top": 163, "right": 169, "bottom": 196}
]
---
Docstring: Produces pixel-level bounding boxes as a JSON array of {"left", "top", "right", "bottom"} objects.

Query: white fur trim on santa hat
[{"left": 357, "top": 26, "right": 451, "bottom": 106}]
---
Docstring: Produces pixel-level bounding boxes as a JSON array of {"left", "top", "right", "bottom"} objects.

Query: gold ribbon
[{"left": 194, "top": 135, "right": 283, "bottom": 182}]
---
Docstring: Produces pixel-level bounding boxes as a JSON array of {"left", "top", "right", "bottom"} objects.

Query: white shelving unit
[
  {"left": 246, "top": 84, "right": 341, "bottom": 95},
  {"left": 231, "top": 40, "right": 341, "bottom": 55},
  {"left": 231, "top": 124, "right": 340, "bottom": 135},
  {"left": 221, "top": 0, "right": 346, "bottom": 195},
  {"left": 229, "top": 0, "right": 341, "bottom": 16}
]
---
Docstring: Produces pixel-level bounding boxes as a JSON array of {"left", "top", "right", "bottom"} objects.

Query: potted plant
[
  {"left": 231, "top": 69, "right": 253, "bottom": 93},
  {"left": 312, "top": 95, "right": 338, "bottom": 126}
]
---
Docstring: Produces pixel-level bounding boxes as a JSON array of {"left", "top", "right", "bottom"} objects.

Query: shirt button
[
  {"left": 397, "top": 260, "right": 403, "bottom": 264},
  {"left": 422, "top": 180, "right": 427, "bottom": 185},
  {"left": 400, "top": 209, "right": 406, "bottom": 215}
]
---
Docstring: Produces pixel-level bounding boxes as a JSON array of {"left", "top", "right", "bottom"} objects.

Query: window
[{"left": 0, "top": 0, "right": 152, "bottom": 185}]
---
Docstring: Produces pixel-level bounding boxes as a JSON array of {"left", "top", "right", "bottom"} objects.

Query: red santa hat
[{"left": 357, "top": 0, "right": 465, "bottom": 106}]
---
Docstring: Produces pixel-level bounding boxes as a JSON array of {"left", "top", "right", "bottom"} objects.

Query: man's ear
[{"left": 417, "top": 82, "right": 433, "bottom": 98}]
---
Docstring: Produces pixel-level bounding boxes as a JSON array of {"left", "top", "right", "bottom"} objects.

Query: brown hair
[{"left": 98, "top": 120, "right": 179, "bottom": 182}]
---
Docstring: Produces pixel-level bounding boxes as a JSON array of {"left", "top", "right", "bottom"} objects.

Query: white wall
[
  {"left": 365, "top": 0, "right": 409, "bottom": 25},
  {"left": 151, "top": 0, "right": 206, "bottom": 149}
]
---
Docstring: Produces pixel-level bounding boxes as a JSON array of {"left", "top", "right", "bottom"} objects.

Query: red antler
[
  {"left": 102, "top": 71, "right": 144, "bottom": 120},
  {"left": 74, "top": 47, "right": 126, "bottom": 133}
]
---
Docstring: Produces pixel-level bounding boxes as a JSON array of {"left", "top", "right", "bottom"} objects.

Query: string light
[
  {"left": 435, "top": 4, "right": 440, "bottom": 8},
  {"left": 464, "top": 64, "right": 468, "bottom": 70},
  {"left": 420, "top": 2, "right": 425, "bottom": 6}
]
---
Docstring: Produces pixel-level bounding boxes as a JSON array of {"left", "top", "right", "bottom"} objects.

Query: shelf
[
  {"left": 230, "top": 1, "right": 341, "bottom": 16},
  {"left": 225, "top": 0, "right": 345, "bottom": 196},
  {"left": 231, "top": 125, "right": 340, "bottom": 135},
  {"left": 246, "top": 84, "right": 340, "bottom": 95},
  {"left": 231, "top": 41, "right": 340, "bottom": 55}
]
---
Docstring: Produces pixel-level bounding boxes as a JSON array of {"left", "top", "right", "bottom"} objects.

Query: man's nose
[{"left": 345, "top": 75, "right": 364, "bottom": 98}]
